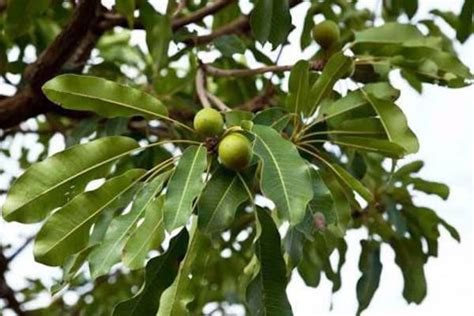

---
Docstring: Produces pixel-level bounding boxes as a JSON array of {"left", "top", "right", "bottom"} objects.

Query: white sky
[{"left": 1, "top": 0, "right": 473, "bottom": 315}]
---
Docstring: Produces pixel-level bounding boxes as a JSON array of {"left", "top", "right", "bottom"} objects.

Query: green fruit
[
  {"left": 218, "top": 133, "right": 252, "bottom": 170},
  {"left": 193, "top": 108, "right": 224, "bottom": 137},
  {"left": 312, "top": 20, "right": 340, "bottom": 49}
]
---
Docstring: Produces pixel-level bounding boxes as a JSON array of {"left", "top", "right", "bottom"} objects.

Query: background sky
[{"left": 1, "top": 0, "right": 473, "bottom": 315}]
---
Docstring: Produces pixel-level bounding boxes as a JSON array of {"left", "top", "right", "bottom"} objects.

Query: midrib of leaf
[
  {"left": 16, "top": 146, "right": 137, "bottom": 215},
  {"left": 40, "top": 171, "right": 147, "bottom": 256},
  {"left": 204, "top": 176, "right": 237, "bottom": 232},
  {"left": 50, "top": 89, "right": 166, "bottom": 119},
  {"left": 169, "top": 145, "right": 203, "bottom": 229},
  {"left": 332, "top": 140, "right": 392, "bottom": 150},
  {"left": 255, "top": 134, "right": 293, "bottom": 223}
]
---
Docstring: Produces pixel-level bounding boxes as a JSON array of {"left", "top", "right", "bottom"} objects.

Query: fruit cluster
[{"left": 193, "top": 108, "right": 252, "bottom": 171}]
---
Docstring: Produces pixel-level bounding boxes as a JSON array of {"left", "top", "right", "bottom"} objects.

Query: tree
[{"left": 0, "top": 0, "right": 472, "bottom": 315}]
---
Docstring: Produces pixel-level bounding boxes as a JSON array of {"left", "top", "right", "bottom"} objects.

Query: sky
[{"left": 1, "top": 0, "right": 473, "bottom": 315}]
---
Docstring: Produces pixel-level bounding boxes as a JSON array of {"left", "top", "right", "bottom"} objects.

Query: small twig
[
  {"left": 202, "top": 60, "right": 324, "bottom": 78},
  {"left": 7, "top": 237, "right": 35, "bottom": 263},
  {"left": 236, "top": 84, "right": 276, "bottom": 112},
  {"left": 172, "top": 0, "right": 187, "bottom": 17},
  {"left": 195, "top": 68, "right": 211, "bottom": 108},
  {"left": 206, "top": 92, "right": 231, "bottom": 112}
]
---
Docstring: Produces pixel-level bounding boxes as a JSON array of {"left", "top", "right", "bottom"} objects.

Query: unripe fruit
[
  {"left": 312, "top": 20, "right": 340, "bottom": 49},
  {"left": 193, "top": 108, "right": 224, "bottom": 137},
  {"left": 218, "top": 133, "right": 252, "bottom": 171}
]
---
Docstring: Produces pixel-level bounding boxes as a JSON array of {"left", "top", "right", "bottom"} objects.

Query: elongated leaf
[
  {"left": 140, "top": 3, "right": 172, "bottom": 73},
  {"left": 332, "top": 136, "right": 406, "bottom": 158},
  {"left": 320, "top": 171, "right": 351, "bottom": 232},
  {"left": 89, "top": 172, "right": 170, "bottom": 278},
  {"left": 316, "top": 82, "right": 399, "bottom": 123},
  {"left": 197, "top": 168, "right": 248, "bottom": 234},
  {"left": 3, "top": 136, "right": 139, "bottom": 223},
  {"left": 287, "top": 60, "right": 310, "bottom": 115},
  {"left": 163, "top": 145, "right": 207, "bottom": 231},
  {"left": 457, "top": 0, "right": 473, "bottom": 42},
  {"left": 42, "top": 74, "right": 168, "bottom": 119},
  {"left": 158, "top": 223, "right": 213, "bottom": 316},
  {"left": 308, "top": 53, "right": 353, "bottom": 115},
  {"left": 391, "top": 238, "right": 427, "bottom": 304},
  {"left": 252, "top": 125, "right": 313, "bottom": 225},
  {"left": 253, "top": 108, "right": 290, "bottom": 132},
  {"left": 250, "top": 0, "right": 292, "bottom": 48},
  {"left": 122, "top": 197, "right": 166, "bottom": 270},
  {"left": 356, "top": 240, "right": 382, "bottom": 316},
  {"left": 409, "top": 177, "right": 449, "bottom": 200},
  {"left": 329, "top": 164, "right": 373, "bottom": 202},
  {"left": 33, "top": 169, "right": 145, "bottom": 266},
  {"left": 246, "top": 208, "right": 293, "bottom": 316},
  {"left": 394, "top": 160, "right": 424, "bottom": 178},
  {"left": 364, "top": 92, "right": 419, "bottom": 154},
  {"left": 113, "top": 229, "right": 189, "bottom": 316}
]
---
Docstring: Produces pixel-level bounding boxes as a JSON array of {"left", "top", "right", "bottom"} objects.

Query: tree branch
[{"left": 0, "top": 250, "right": 25, "bottom": 315}]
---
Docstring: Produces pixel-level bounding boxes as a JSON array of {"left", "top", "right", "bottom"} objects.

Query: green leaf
[
  {"left": 140, "top": 3, "right": 172, "bottom": 73},
  {"left": 88, "top": 172, "right": 170, "bottom": 278},
  {"left": 393, "top": 160, "right": 424, "bottom": 178},
  {"left": 356, "top": 240, "right": 382, "bottom": 316},
  {"left": 215, "top": 35, "right": 246, "bottom": 57},
  {"left": 252, "top": 125, "right": 313, "bottom": 225},
  {"left": 197, "top": 168, "right": 248, "bottom": 234},
  {"left": 401, "top": 0, "right": 418, "bottom": 19},
  {"left": 316, "top": 82, "right": 399, "bottom": 124},
  {"left": 332, "top": 136, "right": 406, "bottom": 158},
  {"left": 308, "top": 53, "right": 353, "bottom": 115},
  {"left": 158, "top": 223, "right": 214, "bottom": 316},
  {"left": 457, "top": 0, "right": 473, "bottom": 42},
  {"left": 330, "top": 164, "right": 374, "bottom": 202},
  {"left": 163, "top": 145, "right": 207, "bottom": 232},
  {"left": 5, "top": 0, "right": 50, "bottom": 38},
  {"left": 3, "top": 136, "right": 139, "bottom": 223},
  {"left": 113, "top": 229, "right": 189, "bottom": 316},
  {"left": 225, "top": 110, "right": 255, "bottom": 127},
  {"left": 116, "top": 0, "right": 135, "bottom": 27},
  {"left": 320, "top": 171, "right": 351, "bottom": 232},
  {"left": 287, "top": 60, "right": 310, "bottom": 115},
  {"left": 42, "top": 74, "right": 168, "bottom": 119},
  {"left": 250, "top": 0, "right": 292, "bottom": 48},
  {"left": 409, "top": 177, "right": 450, "bottom": 200},
  {"left": 246, "top": 208, "right": 293, "bottom": 316},
  {"left": 253, "top": 108, "right": 290, "bottom": 132},
  {"left": 363, "top": 92, "right": 419, "bottom": 154},
  {"left": 122, "top": 197, "right": 166, "bottom": 270},
  {"left": 391, "top": 238, "right": 427, "bottom": 304},
  {"left": 33, "top": 169, "right": 146, "bottom": 266}
]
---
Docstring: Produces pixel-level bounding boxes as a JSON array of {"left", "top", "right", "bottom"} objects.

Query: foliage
[{"left": 0, "top": 0, "right": 472, "bottom": 315}]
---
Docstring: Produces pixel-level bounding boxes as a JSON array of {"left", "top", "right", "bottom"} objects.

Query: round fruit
[
  {"left": 312, "top": 20, "right": 340, "bottom": 49},
  {"left": 193, "top": 108, "right": 224, "bottom": 137},
  {"left": 218, "top": 133, "right": 252, "bottom": 171}
]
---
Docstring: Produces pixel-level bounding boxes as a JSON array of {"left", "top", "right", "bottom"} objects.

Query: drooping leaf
[
  {"left": 253, "top": 108, "right": 291, "bottom": 132},
  {"left": 308, "top": 53, "right": 353, "bottom": 115},
  {"left": 3, "top": 136, "right": 139, "bottom": 223},
  {"left": 157, "top": 223, "right": 214, "bottom": 316},
  {"left": 287, "top": 60, "right": 310, "bottom": 115},
  {"left": 252, "top": 125, "right": 313, "bottom": 225},
  {"left": 88, "top": 172, "right": 170, "bottom": 278},
  {"left": 409, "top": 177, "right": 449, "bottom": 200},
  {"left": 457, "top": 0, "right": 473, "bottom": 42},
  {"left": 198, "top": 167, "right": 248, "bottom": 234},
  {"left": 393, "top": 160, "right": 424, "bottom": 178},
  {"left": 246, "top": 208, "right": 293, "bottom": 316},
  {"left": 140, "top": 3, "right": 172, "bottom": 73},
  {"left": 33, "top": 169, "right": 146, "bottom": 266},
  {"left": 113, "top": 229, "right": 189, "bottom": 316},
  {"left": 163, "top": 145, "right": 207, "bottom": 232},
  {"left": 122, "top": 197, "right": 166, "bottom": 270},
  {"left": 330, "top": 164, "right": 373, "bottom": 202},
  {"left": 250, "top": 0, "right": 292, "bottom": 48},
  {"left": 356, "top": 240, "right": 382, "bottom": 316},
  {"left": 215, "top": 35, "right": 246, "bottom": 57},
  {"left": 391, "top": 238, "right": 427, "bottom": 304},
  {"left": 363, "top": 92, "right": 419, "bottom": 154},
  {"left": 42, "top": 74, "right": 168, "bottom": 119}
]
